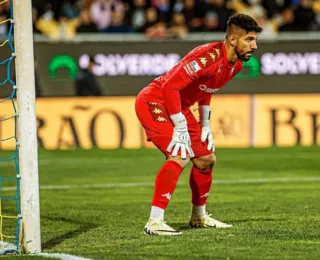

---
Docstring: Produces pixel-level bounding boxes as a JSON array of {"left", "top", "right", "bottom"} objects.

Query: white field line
[
  {"left": 1, "top": 177, "right": 319, "bottom": 259},
  {"left": 36, "top": 252, "right": 92, "bottom": 260},
  {"left": 0, "top": 242, "right": 92, "bottom": 259},
  {"left": 34, "top": 152, "right": 320, "bottom": 166},
  {"left": 1, "top": 177, "right": 320, "bottom": 191}
]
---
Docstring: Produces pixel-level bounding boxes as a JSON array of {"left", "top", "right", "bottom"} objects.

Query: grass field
[{"left": 0, "top": 146, "right": 319, "bottom": 260}]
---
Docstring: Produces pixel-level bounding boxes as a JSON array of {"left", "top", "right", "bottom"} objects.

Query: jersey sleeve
[
  {"left": 160, "top": 59, "right": 206, "bottom": 115},
  {"left": 198, "top": 94, "right": 212, "bottom": 106},
  {"left": 235, "top": 61, "right": 243, "bottom": 75},
  {"left": 161, "top": 48, "right": 221, "bottom": 115}
]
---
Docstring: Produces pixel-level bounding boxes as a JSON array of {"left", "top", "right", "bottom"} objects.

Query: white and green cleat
[
  {"left": 189, "top": 213, "right": 233, "bottom": 228},
  {"left": 144, "top": 218, "right": 182, "bottom": 236}
]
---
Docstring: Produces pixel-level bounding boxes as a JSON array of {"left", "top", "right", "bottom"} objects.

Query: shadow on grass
[
  {"left": 170, "top": 223, "right": 193, "bottom": 231},
  {"left": 41, "top": 216, "right": 99, "bottom": 250},
  {"left": 229, "top": 217, "right": 285, "bottom": 223}
]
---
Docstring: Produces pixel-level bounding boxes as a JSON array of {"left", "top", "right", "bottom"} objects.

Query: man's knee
[
  {"left": 167, "top": 155, "right": 190, "bottom": 168},
  {"left": 192, "top": 153, "right": 216, "bottom": 170}
]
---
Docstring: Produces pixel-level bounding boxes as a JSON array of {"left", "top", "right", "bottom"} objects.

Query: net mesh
[{"left": 0, "top": 0, "right": 21, "bottom": 255}]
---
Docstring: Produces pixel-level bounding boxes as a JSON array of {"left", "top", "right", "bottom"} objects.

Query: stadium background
[
  {"left": 0, "top": 1, "right": 319, "bottom": 258},
  {"left": 1, "top": 0, "right": 320, "bottom": 150}
]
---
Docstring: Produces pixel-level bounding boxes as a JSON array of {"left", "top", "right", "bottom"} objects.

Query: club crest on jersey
[{"left": 217, "top": 64, "right": 223, "bottom": 73}]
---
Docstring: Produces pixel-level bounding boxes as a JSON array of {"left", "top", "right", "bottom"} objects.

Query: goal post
[{"left": 13, "top": 0, "right": 41, "bottom": 254}]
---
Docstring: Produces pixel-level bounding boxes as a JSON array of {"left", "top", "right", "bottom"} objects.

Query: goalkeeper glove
[
  {"left": 167, "top": 112, "right": 194, "bottom": 159},
  {"left": 200, "top": 105, "right": 215, "bottom": 152}
]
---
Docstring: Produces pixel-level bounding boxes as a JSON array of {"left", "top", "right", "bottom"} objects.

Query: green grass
[{"left": 0, "top": 146, "right": 319, "bottom": 259}]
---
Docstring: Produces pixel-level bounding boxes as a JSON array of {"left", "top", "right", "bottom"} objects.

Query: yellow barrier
[
  {"left": 0, "top": 95, "right": 319, "bottom": 150},
  {"left": 192, "top": 95, "right": 251, "bottom": 148},
  {"left": 1, "top": 97, "right": 141, "bottom": 150},
  {"left": 254, "top": 94, "right": 320, "bottom": 147}
]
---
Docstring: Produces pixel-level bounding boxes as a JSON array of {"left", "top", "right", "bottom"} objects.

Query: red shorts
[{"left": 135, "top": 97, "right": 212, "bottom": 158}]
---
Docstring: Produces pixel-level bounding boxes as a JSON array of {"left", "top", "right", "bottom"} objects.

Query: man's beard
[
  {"left": 236, "top": 49, "right": 254, "bottom": 62},
  {"left": 239, "top": 55, "right": 251, "bottom": 62}
]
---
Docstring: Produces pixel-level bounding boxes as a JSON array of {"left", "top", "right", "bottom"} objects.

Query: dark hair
[{"left": 227, "top": 14, "right": 262, "bottom": 34}]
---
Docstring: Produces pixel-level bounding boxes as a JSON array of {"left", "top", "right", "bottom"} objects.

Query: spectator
[
  {"left": 89, "top": 0, "right": 125, "bottom": 31},
  {"left": 28, "top": 0, "right": 320, "bottom": 36},
  {"left": 249, "top": 5, "right": 281, "bottom": 40},
  {"left": 168, "top": 12, "right": 189, "bottom": 39},
  {"left": 181, "top": 0, "right": 203, "bottom": 31},
  {"left": 261, "top": 0, "right": 292, "bottom": 19},
  {"left": 128, "top": 0, "right": 147, "bottom": 32},
  {"left": 0, "top": 1, "right": 10, "bottom": 36},
  {"left": 173, "top": 0, "right": 184, "bottom": 13},
  {"left": 74, "top": 56, "right": 102, "bottom": 96},
  {"left": 201, "top": 0, "right": 235, "bottom": 31},
  {"left": 35, "top": 3, "right": 60, "bottom": 39},
  {"left": 139, "top": 7, "right": 159, "bottom": 33},
  {"left": 103, "top": 9, "right": 134, "bottom": 33},
  {"left": 76, "top": 9, "right": 99, "bottom": 32},
  {"left": 59, "top": 0, "right": 80, "bottom": 20},
  {"left": 82, "top": 0, "right": 95, "bottom": 10},
  {"left": 201, "top": 11, "right": 219, "bottom": 32},
  {"left": 145, "top": 21, "right": 169, "bottom": 39},
  {"left": 141, "top": 7, "right": 169, "bottom": 39},
  {"left": 152, "top": 0, "right": 171, "bottom": 24},
  {"left": 32, "top": 8, "right": 43, "bottom": 34},
  {"left": 292, "top": 0, "right": 317, "bottom": 30},
  {"left": 89, "top": 0, "right": 115, "bottom": 31}
]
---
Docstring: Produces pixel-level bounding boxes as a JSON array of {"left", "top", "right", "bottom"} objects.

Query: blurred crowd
[{"left": 0, "top": 0, "right": 319, "bottom": 39}]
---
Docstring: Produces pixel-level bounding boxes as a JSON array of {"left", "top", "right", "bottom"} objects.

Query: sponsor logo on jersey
[
  {"left": 149, "top": 102, "right": 160, "bottom": 105},
  {"left": 199, "top": 84, "right": 220, "bottom": 93},
  {"left": 183, "top": 64, "right": 193, "bottom": 76},
  {"left": 152, "top": 108, "right": 163, "bottom": 114},
  {"left": 184, "top": 60, "right": 201, "bottom": 76},
  {"left": 190, "top": 60, "right": 201, "bottom": 72},
  {"left": 199, "top": 57, "right": 207, "bottom": 67},
  {"left": 208, "top": 52, "right": 216, "bottom": 62},
  {"left": 156, "top": 116, "right": 167, "bottom": 122},
  {"left": 213, "top": 48, "right": 221, "bottom": 58}
]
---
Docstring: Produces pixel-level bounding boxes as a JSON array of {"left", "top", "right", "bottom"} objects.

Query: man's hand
[
  {"left": 200, "top": 105, "right": 215, "bottom": 152},
  {"left": 167, "top": 113, "right": 194, "bottom": 159},
  {"left": 201, "top": 125, "right": 215, "bottom": 152}
]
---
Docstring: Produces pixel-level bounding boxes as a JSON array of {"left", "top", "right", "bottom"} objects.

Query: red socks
[
  {"left": 189, "top": 165, "right": 212, "bottom": 206},
  {"left": 151, "top": 161, "right": 213, "bottom": 210},
  {"left": 152, "top": 160, "right": 183, "bottom": 209}
]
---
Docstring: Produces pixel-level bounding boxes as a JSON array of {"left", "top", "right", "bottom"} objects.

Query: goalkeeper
[{"left": 135, "top": 14, "right": 262, "bottom": 236}]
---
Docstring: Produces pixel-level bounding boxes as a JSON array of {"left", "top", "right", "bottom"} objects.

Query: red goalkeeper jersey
[{"left": 137, "top": 41, "right": 243, "bottom": 115}]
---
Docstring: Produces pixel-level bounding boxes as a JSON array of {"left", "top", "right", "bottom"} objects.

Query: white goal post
[{"left": 13, "top": 0, "right": 41, "bottom": 254}]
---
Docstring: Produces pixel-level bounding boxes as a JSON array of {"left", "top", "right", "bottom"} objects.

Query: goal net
[{"left": 0, "top": 0, "right": 40, "bottom": 254}]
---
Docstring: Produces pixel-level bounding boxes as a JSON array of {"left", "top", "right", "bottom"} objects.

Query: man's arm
[
  {"left": 160, "top": 62, "right": 198, "bottom": 115},
  {"left": 160, "top": 50, "right": 220, "bottom": 157},
  {"left": 199, "top": 104, "right": 215, "bottom": 152},
  {"left": 160, "top": 60, "right": 203, "bottom": 158},
  {"left": 198, "top": 89, "right": 215, "bottom": 152}
]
